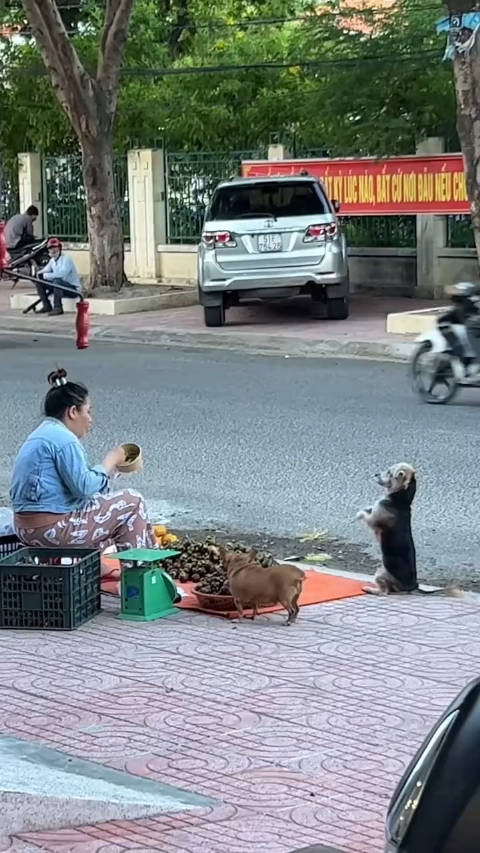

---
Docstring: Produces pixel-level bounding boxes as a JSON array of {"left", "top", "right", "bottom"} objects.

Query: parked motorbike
[
  {"left": 5, "top": 237, "right": 50, "bottom": 282},
  {"left": 410, "top": 282, "right": 480, "bottom": 404}
]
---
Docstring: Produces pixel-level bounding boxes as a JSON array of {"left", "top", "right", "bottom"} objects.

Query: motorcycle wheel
[{"left": 410, "top": 341, "right": 459, "bottom": 404}]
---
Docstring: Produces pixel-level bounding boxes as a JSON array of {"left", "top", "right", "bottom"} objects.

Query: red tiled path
[
  {"left": 0, "top": 287, "right": 442, "bottom": 348},
  {"left": 1, "top": 593, "right": 479, "bottom": 852}
]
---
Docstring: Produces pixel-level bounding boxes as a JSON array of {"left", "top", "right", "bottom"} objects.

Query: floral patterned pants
[{"left": 16, "top": 489, "right": 156, "bottom": 554}]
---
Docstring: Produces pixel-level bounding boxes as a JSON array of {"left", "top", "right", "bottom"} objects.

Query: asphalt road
[{"left": 1, "top": 333, "right": 480, "bottom": 588}]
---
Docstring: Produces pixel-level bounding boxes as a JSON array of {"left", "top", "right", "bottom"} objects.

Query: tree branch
[
  {"left": 22, "top": 0, "right": 96, "bottom": 135},
  {"left": 167, "top": 0, "right": 193, "bottom": 59},
  {"left": 20, "top": 0, "right": 96, "bottom": 135},
  {"left": 97, "top": 0, "right": 135, "bottom": 100},
  {"left": 446, "top": 0, "right": 480, "bottom": 12}
]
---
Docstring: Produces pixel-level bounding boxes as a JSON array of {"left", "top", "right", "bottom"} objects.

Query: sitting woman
[{"left": 10, "top": 368, "right": 156, "bottom": 554}]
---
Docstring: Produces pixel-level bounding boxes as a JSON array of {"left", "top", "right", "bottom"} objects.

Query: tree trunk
[
  {"left": 452, "top": 48, "right": 480, "bottom": 260},
  {"left": 444, "top": 0, "right": 480, "bottom": 261},
  {"left": 20, "top": 0, "right": 136, "bottom": 292},
  {"left": 81, "top": 133, "right": 124, "bottom": 292}
]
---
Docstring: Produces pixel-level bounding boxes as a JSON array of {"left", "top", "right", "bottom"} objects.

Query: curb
[
  {"left": 96, "top": 328, "right": 416, "bottom": 362},
  {"left": 0, "top": 318, "right": 417, "bottom": 362},
  {"left": 9, "top": 288, "right": 198, "bottom": 316}
]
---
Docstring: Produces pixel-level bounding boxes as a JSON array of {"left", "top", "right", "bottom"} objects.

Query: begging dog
[
  {"left": 219, "top": 546, "right": 305, "bottom": 624},
  {"left": 356, "top": 464, "right": 462, "bottom": 597},
  {"left": 356, "top": 462, "right": 419, "bottom": 595}
]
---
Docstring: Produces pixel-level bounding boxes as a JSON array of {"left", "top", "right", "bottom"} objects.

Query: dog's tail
[{"left": 416, "top": 585, "right": 464, "bottom": 598}]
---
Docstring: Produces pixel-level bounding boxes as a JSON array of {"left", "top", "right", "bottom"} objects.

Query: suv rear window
[{"left": 209, "top": 181, "right": 328, "bottom": 220}]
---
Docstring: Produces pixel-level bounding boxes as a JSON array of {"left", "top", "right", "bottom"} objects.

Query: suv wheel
[
  {"left": 204, "top": 303, "right": 225, "bottom": 327},
  {"left": 311, "top": 294, "right": 327, "bottom": 319},
  {"left": 327, "top": 297, "right": 349, "bottom": 320}
]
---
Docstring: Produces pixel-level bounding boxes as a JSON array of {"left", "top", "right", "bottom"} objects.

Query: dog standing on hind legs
[
  {"left": 356, "top": 463, "right": 420, "bottom": 595},
  {"left": 356, "top": 463, "right": 462, "bottom": 597}
]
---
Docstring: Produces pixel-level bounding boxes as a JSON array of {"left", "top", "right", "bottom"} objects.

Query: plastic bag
[{"left": 0, "top": 507, "right": 14, "bottom": 537}]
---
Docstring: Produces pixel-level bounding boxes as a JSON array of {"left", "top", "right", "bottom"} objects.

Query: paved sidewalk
[
  {"left": 0, "top": 285, "right": 441, "bottom": 360},
  {"left": 1, "top": 591, "right": 479, "bottom": 852}
]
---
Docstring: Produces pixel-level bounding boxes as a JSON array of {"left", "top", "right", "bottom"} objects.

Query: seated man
[
  {"left": 4, "top": 205, "right": 39, "bottom": 251},
  {"left": 36, "top": 237, "right": 81, "bottom": 316}
]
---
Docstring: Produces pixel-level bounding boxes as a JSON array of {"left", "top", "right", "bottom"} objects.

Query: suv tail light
[
  {"left": 202, "top": 230, "right": 237, "bottom": 248},
  {"left": 303, "top": 223, "right": 338, "bottom": 242}
]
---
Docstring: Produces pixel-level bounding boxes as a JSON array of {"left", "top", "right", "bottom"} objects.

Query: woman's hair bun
[
  {"left": 43, "top": 370, "right": 88, "bottom": 419},
  {"left": 47, "top": 368, "right": 68, "bottom": 387}
]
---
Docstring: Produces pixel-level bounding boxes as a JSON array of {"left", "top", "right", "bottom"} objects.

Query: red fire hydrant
[
  {"left": 76, "top": 299, "right": 90, "bottom": 349},
  {"left": 0, "top": 221, "right": 9, "bottom": 271}
]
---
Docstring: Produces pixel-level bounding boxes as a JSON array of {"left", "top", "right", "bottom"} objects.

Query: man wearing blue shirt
[{"left": 36, "top": 236, "right": 82, "bottom": 316}]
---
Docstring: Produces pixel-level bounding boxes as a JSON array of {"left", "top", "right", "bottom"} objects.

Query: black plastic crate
[
  {"left": 0, "top": 547, "right": 101, "bottom": 630},
  {"left": 0, "top": 535, "right": 22, "bottom": 558}
]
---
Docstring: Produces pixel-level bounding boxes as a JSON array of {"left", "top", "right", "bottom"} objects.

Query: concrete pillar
[
  {"left": 127, "top": 148, "right": 166, "bottom": 281},
  {"left": 415, "top": 137, "right": 447, "bottom": 298},
  {"left": 17, "top": 152, "right": 44, "bottom": 237},
  {"left": 268, "top": 144, "right": 289, "bottom": 161}
]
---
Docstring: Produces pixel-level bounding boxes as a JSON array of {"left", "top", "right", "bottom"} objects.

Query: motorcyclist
[{"left": 440, "top": 283, "right": 480, "bottom": 374}]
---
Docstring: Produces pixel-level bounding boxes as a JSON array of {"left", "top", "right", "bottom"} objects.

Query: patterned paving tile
[
  {"left": 2, "top": 592, "right": 479, "bottom": 852},
  {"left": 15, "top": 808, "right": 348, "bottom": 853}
]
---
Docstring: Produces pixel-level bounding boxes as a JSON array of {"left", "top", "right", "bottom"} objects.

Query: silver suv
[{"left": 197, "top": 175, "right": 349, "bottom": 327}]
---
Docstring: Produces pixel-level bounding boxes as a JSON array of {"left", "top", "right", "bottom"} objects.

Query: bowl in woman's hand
[{"left": 117, "top": 442, "right": 143, "bottom": 474}]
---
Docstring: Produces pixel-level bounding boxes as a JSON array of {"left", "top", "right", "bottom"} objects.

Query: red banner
[{"left": 241, "top": 154, "right": 470, "bottom": 216}]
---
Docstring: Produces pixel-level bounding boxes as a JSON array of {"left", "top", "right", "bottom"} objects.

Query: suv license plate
[{"left": 257, "top": 233, "right": 282, "bottom": 252}]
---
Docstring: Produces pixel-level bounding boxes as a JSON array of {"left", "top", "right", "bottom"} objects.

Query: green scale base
[{"left": 114, "top": 548, "right": 181, "bottom": 622}]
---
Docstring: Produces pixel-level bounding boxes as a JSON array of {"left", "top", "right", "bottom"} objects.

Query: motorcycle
[
  {"left": 410, "top": 281, "right": 480, "bottom": 404},
  {"left": 6, "top": 237, "right": 50, "bottom": 281}
]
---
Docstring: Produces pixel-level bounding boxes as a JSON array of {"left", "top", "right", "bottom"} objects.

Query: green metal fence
[
  {"left": 38, "top": 149, "right": 479, "bottom": 252},
  {"left": 344, "top": 215, "right": 476, "bottom": 250},
  {"left": 0, "top": 159, "right": 19, "bottom": 222},
  {"left": 114, "top": 155, "right": 130, "bottom": 240},
  {"left": 294, "top": 146, "right": 328, "bottom": 159},
  {"left": 166, "top": 149, "right": 267, "bottom": 244},
  {"left": 43, "top": 154, "right": 130, "bottom": 242},
  {"left": 447, "top": 214, "right": 475, "bottom": 248},
  {"left": 165, "top": 151, "right": 418, "bottom": 248},
  {"left": 342, "top": 216, "right": 416, "bottom": 248}
]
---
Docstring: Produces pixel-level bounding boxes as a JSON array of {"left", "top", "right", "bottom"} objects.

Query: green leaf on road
[{"left": 303, "top": 552, "right": 332, "bottom": 563}]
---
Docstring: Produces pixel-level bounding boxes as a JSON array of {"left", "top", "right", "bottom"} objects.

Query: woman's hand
[{"left": 102, "top": 445, "right": 126, "bottom": 475}]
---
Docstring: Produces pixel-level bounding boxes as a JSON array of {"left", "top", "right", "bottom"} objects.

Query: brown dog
[{"left": 219, "top": 546, "right": 305, "bottom": 624}]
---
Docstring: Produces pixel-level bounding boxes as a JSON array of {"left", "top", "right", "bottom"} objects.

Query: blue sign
[
  {"left": 126, "top": 585, "right": 140, "bottom": 600},
  {"left": 437, "top": 13, "right": 480, "bottom": 60}
]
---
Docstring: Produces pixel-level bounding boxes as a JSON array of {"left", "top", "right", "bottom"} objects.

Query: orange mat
[
  {"left": 100, "top": 556, "right": 365, "bottom": 616},
  {"left": 174, "top": 572, "right": 364, "bottom": 618}
]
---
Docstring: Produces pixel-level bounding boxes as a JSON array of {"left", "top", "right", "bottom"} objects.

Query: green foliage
[
  {"left": 295, "top": 0, "right": 456, "bottom": 156},
  {"left": 0, "top": 0, "right": 457, "bottom": 159}
]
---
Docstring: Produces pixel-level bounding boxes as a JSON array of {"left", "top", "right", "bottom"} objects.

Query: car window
[{"left": 209, "top": 181, "right": 328, "bottom": 220}]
